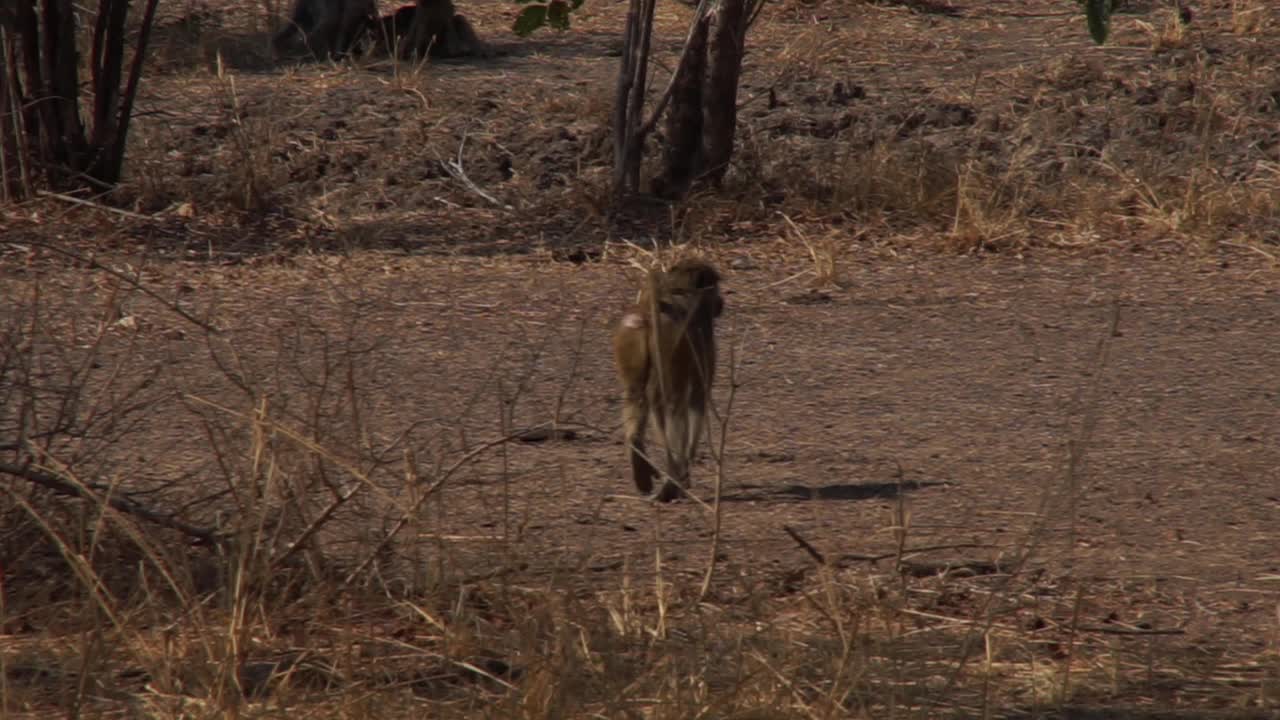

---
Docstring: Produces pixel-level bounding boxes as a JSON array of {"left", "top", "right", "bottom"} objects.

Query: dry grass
[
  {"left": 8, "top": 0, "right": 1276, "bottom": 259},
  {"left": 3, "top": 247, "right": 1279, "bottom": 718}
]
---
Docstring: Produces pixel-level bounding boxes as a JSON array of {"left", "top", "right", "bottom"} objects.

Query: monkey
[
  {"left": 369, "top": 4, "right": 417, "bottom": 56},
  {"left": 612, "top": 259, "right": 724, "bottom": 502},
  {"left": 400, "top": 0, "right": 491, "bottom": 60},
  {"left": 273, "top": 0, "right": 376, "bottom": 60}
]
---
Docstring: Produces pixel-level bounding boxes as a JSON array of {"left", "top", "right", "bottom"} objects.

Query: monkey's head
[{"left": 667, "top": 259, "right": 724, "bottom": 318}]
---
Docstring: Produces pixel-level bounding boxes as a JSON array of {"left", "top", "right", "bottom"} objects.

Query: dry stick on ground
[
  {"left": 838, "top": 543, "right": 998, "bottom": 565},
  {"left": 891, "top": 459, "right": 909, "bottom": 578},
  {"left": 783, "top": 524, "right": 826, "bottom": 565},
  {"left": 938, "top": 297, "right": 1123, "bottom": 704},
  {"left": 497, "top": 378, "right": 513, "bottom": 556},
  {"left": 441, "top": 129, "right": 510, "bottom": 210},
  {"left": 0, "top": 459, "right": 223, "bottom": 546},
  {"left": 652, "top": 517, "right": 669, "bottom": 639},
  {"left": 3, "top": 240, "right": 220, "bottom": 334},
  {"left": 344, "top": 431, "right": 530, "bottom": 585},
  {"left": 698, "top": 327, "right": 741, "bottom": 601},
  {"left": 185, "top": 393, "right": 392, "bottom": 558},
  {"left": 35, "top": 189, "right": 155, "bottom": 220},
  {"left": 1075, "top": 625, "right": 1185, "bottom": 636}
]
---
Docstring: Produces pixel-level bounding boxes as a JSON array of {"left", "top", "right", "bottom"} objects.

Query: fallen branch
[
  {"left": 0, "top": 461, "right": 223, "bottom": 547},
  {"left": 37, "top": 189, "right": 154, "bottom": 220},
  {"left": 440, "top": 129, "right": 511, "bottom": 210},
  {"left": 838, "top": 543, "right": 999, "bottom": 565},
  {"left": 2, "top": 239, "right": 220, "bottom": 334},
  {"left": 1076, "top": 625, "right": 1185, "bottom": 636},
  {"left": 783, "top": 524, "right": 826, "bottom": 565}
]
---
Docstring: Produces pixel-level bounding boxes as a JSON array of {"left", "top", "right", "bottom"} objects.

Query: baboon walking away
[
  {"left": 399, "top": 0, "right": 491, "bottom": 59},
  {"left": 613, "top": 259, "right": 724, "bottom": 502},
  {"left": 273, "top": 0, "right": 376, "bottom": 60},
  {"left": 369, "top": 4, "right": 417, "bottom": 55}
]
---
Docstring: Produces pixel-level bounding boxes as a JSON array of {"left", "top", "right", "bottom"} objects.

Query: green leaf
[
  {"left": 512, "top": 4, "right": 548, "bottom": 36},
  {"left": 1085, "top": 0, "right": 1111, "bottom": 44},
  {"left": 547, "top": 0, "right": 570, "bottom": 30}
]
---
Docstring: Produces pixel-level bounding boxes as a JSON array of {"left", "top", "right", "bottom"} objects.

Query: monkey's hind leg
[
  {"left": 621, "top": 387, "right": 658, "bottom": 496},
  {"left": 335, "top": 5, "right": 374, "bottom": 57},
  {"left": 273, "top": 0, "right": 314, "bottom": 55},
  {"left": 653, "top": 401, "right": 692, "bottom": 503},
  {"left": 444, "top": 14, "right": 492, "bottom": 58},
  {"left": 305, "top": 13, "right": 343, "bottom": 58}
]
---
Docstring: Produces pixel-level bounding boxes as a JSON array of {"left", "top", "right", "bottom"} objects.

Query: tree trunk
[
  {"left": 611, "top": 0, "right": 657, "bottom": 198},
  {"left": 0, "top": 0, "right": 159, "bottom": 198},
  {"left": 611, "top": 0, "right": 754, "bottom": 203},
  {"left": 1, "top": 24, "right": 34, "bottom": 201},
  {"left": 699, "top": 0, "right": 748, "bottom": 185},
  {"left": 655, "top": 14, "right": 708, "bottom": 198}
]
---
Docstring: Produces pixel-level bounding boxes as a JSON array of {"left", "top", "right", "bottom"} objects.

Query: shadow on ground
[
  {"left": 723, "top": 480, "right": 944, "bottom": 502},
  {"left": 1008, "top": 708, "right": 1278, "bottom": 720}
]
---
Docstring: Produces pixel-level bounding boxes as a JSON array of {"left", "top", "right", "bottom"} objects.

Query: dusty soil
[
  {"left": 3, "top": 0, "right": 1280, "bottom": 714},
  {"left": 5, "top": 248, "right": 1279, "bottom": 711}
]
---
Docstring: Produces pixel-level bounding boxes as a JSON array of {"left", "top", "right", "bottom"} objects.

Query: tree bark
[
  {"left": 612, "top": 0, "right": 657, "bottom": 198},
  {"left": 610, "top": 0, "right": 639, "bottom": 196},
  {"left": 100, "top": 0, "right": 160, "bottom": 183},
  {"left": 1, "top": 26, "right": 33, "bottom": 200},
  {"left": 700, "top": 0, "right": 748, "bottom": 185},
  {"left": 655, "top": 14, "right": 708, "bottom": 198},
  {"left": 610, "top": 0, "right": 754, "bottom": 202},
  {"left": 1, "top": 0, "right": 159, "bottom": 196},
  {"left": 46, "top": 0, "right": 88, "bottom": 181}
]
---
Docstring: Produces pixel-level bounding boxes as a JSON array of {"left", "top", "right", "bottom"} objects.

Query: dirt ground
[{"left": 3, "top": 0, "right": 1280, "bottom": 715}]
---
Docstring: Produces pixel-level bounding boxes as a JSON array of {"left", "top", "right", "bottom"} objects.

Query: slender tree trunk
[
  {"left": 47, "top": 0, "right": 88, "bottom": 179},
  {"left": 611, "top": 0, "right": 755, "bottom": 203},
  {"left": 100, "top": 0, "right": 159, "bottom": 182},
  {"left": 1, "top": 0, "right": 160, "bottom": 197},
  {"left": 610, "top": 0, "right": 639, "bottom": 196},
  {"left": 656, "top": 14, "right": 708, "bottom": 198},
  {"left": 1, "top": 25, "right": 32, "bottom": 201},
  {"left": 700, "top": 0, "right": 747, "bottom": 185},
  {"left": 612, "top": 0, "right": 657, "bottom": 198}
]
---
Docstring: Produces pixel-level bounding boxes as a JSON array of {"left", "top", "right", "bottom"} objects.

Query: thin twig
[
  {"left": 343, "top": 431, "right": 527, "bottom": 585},
  {"left": 441, "top": 129, "right": 511, "bottom": 210},
  {"left": 36, "top": 189, "right": 154, "bottom": 220},
  {"left": 1075, "top": 625, "right": 1186, "bottom": 636},
  {"left": 837, "top": 542, "right": 999, "bottom": 564},
  {"left": 783, "top": 524, "right": 826, "bottom": 565},
  {"left": 699, "top": 325, "right": 740, "bottom": 600},
  {"left": 1220, "top": 241, "right": 1277, "bottom": 263},
  {"left": 4, "top": 240, "right": 221, "bottom": 333},
  {"left": 0, "top": 460, "right": 223, "bottom": 546}
]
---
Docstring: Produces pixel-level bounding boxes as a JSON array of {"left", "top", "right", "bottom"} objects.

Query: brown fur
[
  {"left": 273, "top": 0, "right": 376, "bottom": 59},
  {"left": 369, "top": 5, "right": 416, "bottom": 55},
  {"left": 401, "top": 0, "right": 491, "bottom": 59},
  {"left": 612, "top": 259, "right": 723, "bottom": 502}
]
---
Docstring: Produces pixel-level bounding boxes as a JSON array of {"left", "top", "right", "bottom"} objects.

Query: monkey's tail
[{"left": 655, "top": 401, "right": 693, "bottom": 502}]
